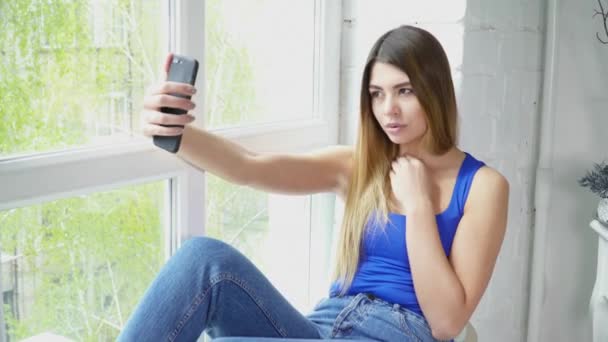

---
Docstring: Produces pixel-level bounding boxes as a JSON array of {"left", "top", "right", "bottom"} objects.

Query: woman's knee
[
  {"left": 181, "top": 236, "right": 229, "bottom": 252},
  {"left": 178, "top": 236, "right": 245, "bottom": 271}
]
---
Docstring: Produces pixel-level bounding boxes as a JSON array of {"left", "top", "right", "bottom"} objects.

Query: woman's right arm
[
  {"left": 179, "top": 126, "right": 352, "bottom": 196},
  {"left": 142, "top": 79, "right": 352, "bottom": 198}
]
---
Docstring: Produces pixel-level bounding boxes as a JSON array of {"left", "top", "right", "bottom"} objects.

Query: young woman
[{"left": 117, "top": 25, "right": 509, "bottom": 342}]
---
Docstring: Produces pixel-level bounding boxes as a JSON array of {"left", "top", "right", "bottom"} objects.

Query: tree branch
[
  {"left": 595, "top": 0, "right": 608, "bottom": 44},
  {"left": 106, "top": 260, "right": 124, "bottom": 326}
]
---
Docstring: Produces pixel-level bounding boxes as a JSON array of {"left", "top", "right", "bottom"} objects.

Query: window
[
  {"left": 0, "top": 182, "right": 166, "bottom": 340},
  {"left": 0, "top": 0, "right": 163, "bottom": 158},
  {"left": 204, "top": 0, "right": 316, "bottom": 128},
  {"left": 0, "top": 0, "right": 340, "bottom": 340}
]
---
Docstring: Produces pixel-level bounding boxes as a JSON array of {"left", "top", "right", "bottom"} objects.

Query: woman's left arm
[{"left": 406, "top": 166, "right": 509, "bottom": 340}]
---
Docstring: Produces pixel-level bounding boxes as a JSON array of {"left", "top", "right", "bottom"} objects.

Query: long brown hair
[{"left": 332, "top": 25, "right": 458, "bottom": 294}]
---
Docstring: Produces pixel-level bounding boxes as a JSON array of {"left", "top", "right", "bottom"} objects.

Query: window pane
[
  {"left": 205, "top": 175, "right": 269, "bottom": 265},
  {"left": 0, "top": 0, "right": 162, "bottom": 158},
  {"left": 204, "top": 175, "right": 315, "bottom": 312},
  {"left": 0, "top": 181, "right": 166, "bottom": 341},
  {"left": 204, "top": 0, "right": 316, "bottom": 128}
]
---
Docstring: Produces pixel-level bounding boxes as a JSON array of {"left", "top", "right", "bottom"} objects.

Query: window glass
[
  {"left": 1, "top": 181, "right": 166, "bottom": 341},
  {"left": 204, "top": 0, "right": 316, "bottom": 128},
  {"left": 0, "top": 0, "right": 162, "bottom": 158}
]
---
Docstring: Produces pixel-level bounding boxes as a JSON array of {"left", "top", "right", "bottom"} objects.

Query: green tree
[
  {"left": 0, "top": 0, "right": 265, "bottom": 341},
  {"left": 203, "top": 0, "right": 269, "bottom": 263},
  {"left": 1, "top": 183, "right": 165, "bottom": 341}
]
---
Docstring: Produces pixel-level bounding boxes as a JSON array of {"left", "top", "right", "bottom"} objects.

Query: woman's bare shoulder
[{"left": 465, "top": 165, "right": 509, "bottom": 211}]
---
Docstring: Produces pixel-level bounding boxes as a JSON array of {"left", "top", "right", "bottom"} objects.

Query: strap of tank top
[{"left": 456, "top": 153, "right": 486, "bottom": 215}]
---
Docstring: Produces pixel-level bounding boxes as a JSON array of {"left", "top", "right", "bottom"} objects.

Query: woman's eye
[
  {"left": 370, "top": 91, "right": 381, "bottom": 98},
  {"left": 399, "top": 88, "right": 413, "bottom": 95}
]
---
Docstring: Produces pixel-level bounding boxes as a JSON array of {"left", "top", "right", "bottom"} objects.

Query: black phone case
[{"left": 153, "top": 55, "right": 199, "bottom": 153}]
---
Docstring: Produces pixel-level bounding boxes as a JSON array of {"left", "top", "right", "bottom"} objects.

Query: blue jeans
[{"left": 117, "top": 237, "right": 442, "bottom": 341}]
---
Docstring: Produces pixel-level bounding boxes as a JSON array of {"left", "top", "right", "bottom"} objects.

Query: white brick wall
[
  {"left": 528, "top": 1, "right": 608, "bottom": 341},
  {"left": 338, "top": 1, "right": 546, "bottom": 341}
]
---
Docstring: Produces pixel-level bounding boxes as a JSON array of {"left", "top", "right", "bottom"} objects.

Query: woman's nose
[{"left": 382, "top": 95, "right": 399, "bottom": 116}]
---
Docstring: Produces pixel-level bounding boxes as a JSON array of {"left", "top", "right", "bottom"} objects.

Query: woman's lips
[{"left": 385, "top": 124, "right": 406, "bottom": 134}]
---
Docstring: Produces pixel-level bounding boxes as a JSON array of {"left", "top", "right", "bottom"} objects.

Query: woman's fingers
[
  {"left": 144, "top": 93, "right": 196, "bottom": 112},
  {"left": 147, "top": 81, "right": 196, "bottom": 97},
  {"left": 142, "top": 123, "right": 185, "bottom": 137},
  {"left": 144, "top": 111, "right": 195, "bottom": 125},
  {"left": 141, "top": 111, "right": 195, "bottom": 137},
  {"left": 142, "top": 55, "right": 199, "bottom": 139},
  {"left": 162, "top": 53, "right": 173, "bottom": 77}
]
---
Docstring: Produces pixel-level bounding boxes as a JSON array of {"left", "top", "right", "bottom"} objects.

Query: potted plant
[
  {"left": 579, "top": 161, "right": 608, "bottom": 224},
  {"left": 579, "top": 161, "right": 608, "bottom": 342}
]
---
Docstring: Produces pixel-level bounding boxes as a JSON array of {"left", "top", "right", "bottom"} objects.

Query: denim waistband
[{"left": 361, "top": 292, "right": 428, "bottom": 323}]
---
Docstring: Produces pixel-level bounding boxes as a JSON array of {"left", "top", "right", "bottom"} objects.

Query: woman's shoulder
[
  {"left": 461, "top": 152, "right": 508, "bottom": 188},
  {"left": 463, "top": 155, "right": 509, "bottom": 211},
  {"left": 476, "top": 166, "right": 509, "bottom": 189},
  {"left": 458, "top": 152, "right": 509, "bottom": 210}
]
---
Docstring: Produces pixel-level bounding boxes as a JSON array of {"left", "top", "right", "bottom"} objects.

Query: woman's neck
[{"left": 398, "top": 145, "right": 463, "bottom": 172}]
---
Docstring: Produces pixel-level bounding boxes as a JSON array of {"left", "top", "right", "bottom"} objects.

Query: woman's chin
[
  {"left": 386, "top": 134, "right": 423, "bottom": 148},
  {"left": 386, "top": 135, "right": 408, "bottom": 145}
]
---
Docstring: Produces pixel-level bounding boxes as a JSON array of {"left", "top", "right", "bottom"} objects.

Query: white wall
[
  {"left": 338, "top": 0, "right": 546, "bottom": 341},
  {"left": 460, "top": 1, "right": 545, "bottom": 341},
  {"left": 528, "top": 1, "right": 608, "bottom": 341}
]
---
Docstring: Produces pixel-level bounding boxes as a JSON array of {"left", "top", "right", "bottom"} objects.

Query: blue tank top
[{"left": 329, "top": 152, "right": 485, "bottom": 317}]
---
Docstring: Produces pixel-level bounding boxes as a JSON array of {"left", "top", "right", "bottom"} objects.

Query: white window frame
[
  {"left": 0, "top": 0, "right": 340, "bottom": 245},
  {"left": 0, "top": 0, "right": 341, "bottom": 336}
]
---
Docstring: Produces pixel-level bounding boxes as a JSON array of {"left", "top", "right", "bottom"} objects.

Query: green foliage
[
  {"left": 0, "top": 1, "right": 164, "bottom": 338},
  {"left": 204, "top": 0, "right": 258, "bottom": 128},
  {"left": 205, "top": 175, "right": 269, "bottom": 267},
  {"left": 579, "top": 162, "right": 608, "bottom": 199},
  {"left": 1, "top": 183, "right": 164, "bottom": 341},
  {"left": 0, "top": 0, "right": 160, "bottom": 156},
  {"left": 202, "top": 1, "right": 268, "bottom": 267},
  {"left": 0, "top": 0, "right": 267, "bottom": 340}
]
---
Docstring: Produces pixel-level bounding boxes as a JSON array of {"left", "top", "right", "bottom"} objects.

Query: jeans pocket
[
  {"left": 391, "top": 314, "right": 415, "bottom": 342},
  {"left": 398, "top": 310, "right": 437, "bottom": 342}
]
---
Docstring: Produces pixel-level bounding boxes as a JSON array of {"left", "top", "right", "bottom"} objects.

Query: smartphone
[{"left": 153, "top": 54, "right": 199, "bottom": 153}]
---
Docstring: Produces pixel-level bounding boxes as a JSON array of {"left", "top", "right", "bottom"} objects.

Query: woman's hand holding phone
[
  {"left": 142, "top": 53, "right": 199, "bottom": 153},
  {"left": 141, "top": 81, "right": 196, "bottom": 137}
]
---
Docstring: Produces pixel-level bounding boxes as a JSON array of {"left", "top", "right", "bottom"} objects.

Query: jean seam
[
  {"left": 398, "top": 311, "right": 422, "bottom": 342},
  {"left": 353, "top": 301, "right": 371, "bottom": 327},
  {"left": 400, "top": 309, "right": 431, "bottom": 335},
  {"left": 168, "top": 272, "right": 288, "bottom": 341},
  {"left": 330, "top": 293, "right": 367, "bottom": 337}
]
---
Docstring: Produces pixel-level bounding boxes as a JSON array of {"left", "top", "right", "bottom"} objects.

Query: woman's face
[{"left": 368, "top": 62, "right": 428, "bottom": 150}]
